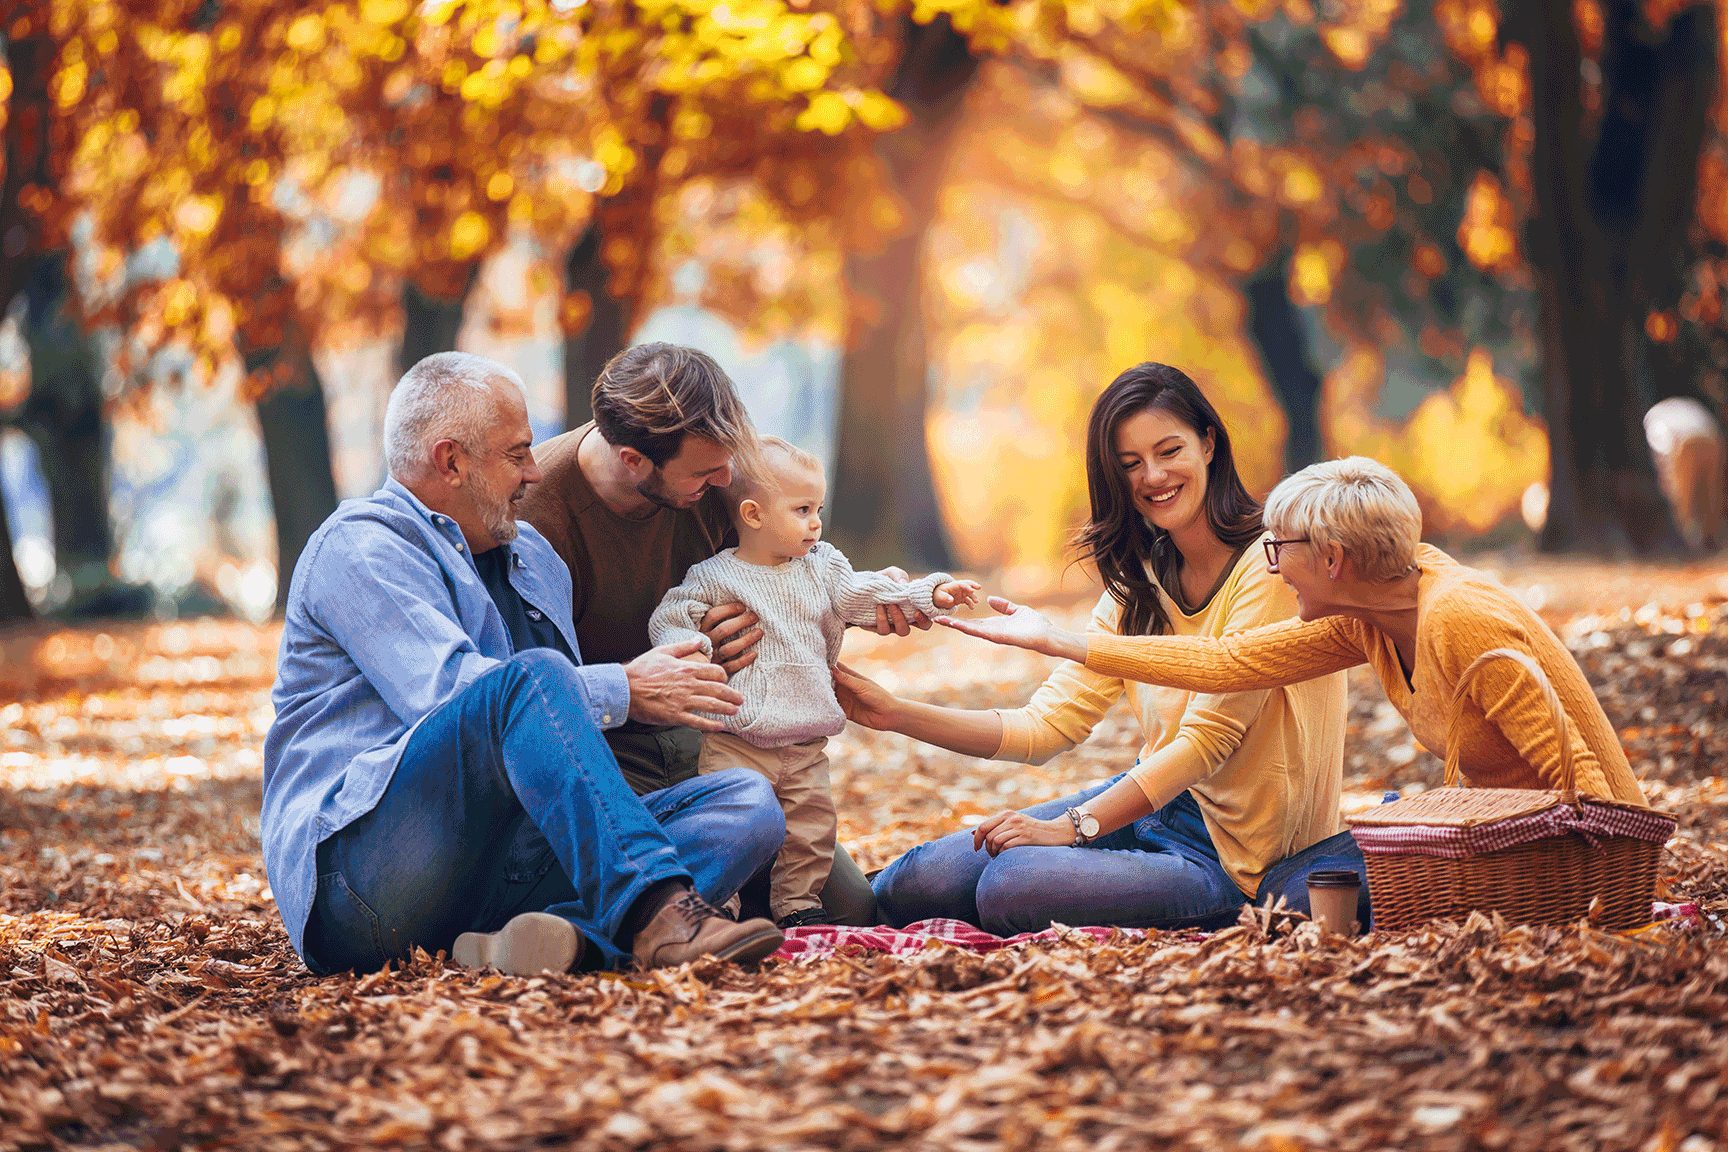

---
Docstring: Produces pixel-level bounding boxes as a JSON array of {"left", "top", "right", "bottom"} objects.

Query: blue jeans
[
  {"left": 303, "top": 651, "right": 786, "bottom": 972},
  {"left": 872, "top": 777, "right": 1249, "bottom": 934},
  {"left": 1254, "top": 829, "right": 1374, "bottom": 929}
]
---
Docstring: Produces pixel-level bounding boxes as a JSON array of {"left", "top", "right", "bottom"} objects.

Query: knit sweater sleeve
[
  {"left": 647, "top": 565, "right": 720, "bottom": 656},
  {"left": 1085, "top": 613, "right": 1367, "bottom": 691},
  {"left": 814, "top": 543, "right": 952, "bottom": 626},
  {"left": 993, "top": 592, "right": 1129, "bottom": 765},
  {"left": 1429, "top": 588, "right": 1613, "bottom": 797},
  {"left": 1124, "top": 562, "right": 1290, "bottom": 808}
]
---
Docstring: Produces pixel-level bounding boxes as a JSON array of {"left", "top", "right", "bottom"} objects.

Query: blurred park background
[{"left": 2, "top": 0, "right": 1726, "bottom": 628}]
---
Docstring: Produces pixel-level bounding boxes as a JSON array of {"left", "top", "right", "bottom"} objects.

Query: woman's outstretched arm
[
  {"left": 941, "top": 597, "right": 1367, "bottom": 691},
  {"left": 833, "top": 663, "right": 1005, "bottom": 758}
]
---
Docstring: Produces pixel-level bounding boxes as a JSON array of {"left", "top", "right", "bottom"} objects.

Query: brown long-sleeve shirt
[{"left": 517, "top": 423, "right": 735, "bottom": 669}]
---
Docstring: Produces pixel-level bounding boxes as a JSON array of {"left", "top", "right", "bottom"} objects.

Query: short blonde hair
[
  {"left": 728, "top": 436, "right": 822, "bottom": 518},
  {"left": 1264, "top": 457, "right": 1422, "bottom": 582}
]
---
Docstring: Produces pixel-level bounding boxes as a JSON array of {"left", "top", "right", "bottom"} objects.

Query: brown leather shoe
[
  {"left": 632, "top": 890, "right": 783, "bottom": 970},
  {"left": 452, "top": 912, "right": 584, "bottom": 975}
]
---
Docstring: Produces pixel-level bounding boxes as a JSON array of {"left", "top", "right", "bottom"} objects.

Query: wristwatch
[{"left": 1064, "top": 806, "right": 1101, "bottom": 846}]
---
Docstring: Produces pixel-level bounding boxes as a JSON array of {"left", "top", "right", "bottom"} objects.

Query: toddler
[{"left": 648, "top": 437, "right": 980, "bottom": 927}]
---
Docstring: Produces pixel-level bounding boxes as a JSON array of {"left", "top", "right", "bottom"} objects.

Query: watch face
[{"left": 1079, "top": 814, "right": 1100, "bottom": 839}]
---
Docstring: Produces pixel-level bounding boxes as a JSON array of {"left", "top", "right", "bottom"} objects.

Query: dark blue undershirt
[{"left": 473, "top": 545, "right": 575, "bottom": 662}]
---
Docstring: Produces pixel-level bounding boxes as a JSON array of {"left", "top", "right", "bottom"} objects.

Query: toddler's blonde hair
[{"left": 728, "top": 436, "right": 823, "bottom": 520}]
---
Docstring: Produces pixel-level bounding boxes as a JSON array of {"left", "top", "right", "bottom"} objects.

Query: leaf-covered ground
[{"left": 3, "top": 558, "right": 1728, "bottom": 1151}]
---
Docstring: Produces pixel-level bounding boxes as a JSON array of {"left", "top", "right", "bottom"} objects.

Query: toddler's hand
[{"left": 933, "top": 579, "right": 982, "bottom": 610}]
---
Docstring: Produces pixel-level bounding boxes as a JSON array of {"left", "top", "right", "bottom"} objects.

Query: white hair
[
  {"left": 1264, "top": 456, "right": 1423, "bottom": 582},
  {"left": 384, "top": 352, "right": 526, "bottom": 480}
]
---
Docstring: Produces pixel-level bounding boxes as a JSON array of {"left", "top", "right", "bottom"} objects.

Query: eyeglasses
[{"left": 1262, "top": 536, "right": 1311, "bottom": 573}]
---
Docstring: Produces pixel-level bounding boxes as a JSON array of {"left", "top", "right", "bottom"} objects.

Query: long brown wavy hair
[{"left": 1073, "top": 363, "right": 1266, "bottom": 637}]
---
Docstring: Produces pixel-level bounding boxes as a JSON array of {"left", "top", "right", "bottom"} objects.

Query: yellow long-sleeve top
[
  {"left": 992, "top": 545, "right": 1349, "bottom": 898},
  {"left": 1085, "top": 544, "right": 1647, "bottom": 807}
]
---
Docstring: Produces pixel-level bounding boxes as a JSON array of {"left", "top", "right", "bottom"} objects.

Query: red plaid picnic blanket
[
  {"left": 773, "top": 917, "right": 1150, "bottom": 960},
  {"left": 1350, "top": 801, "right": 1676, "bottom": 858},
  {"left": 771, "top": 904, "right": 1702, "bottom": 957}
]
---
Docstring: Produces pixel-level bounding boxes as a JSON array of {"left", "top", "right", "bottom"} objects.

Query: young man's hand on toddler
[{"left": 932, "top": 579, "right": 983, "bottom": 610}]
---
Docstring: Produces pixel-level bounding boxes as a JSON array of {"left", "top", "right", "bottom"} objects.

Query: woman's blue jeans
[
  {"left": 872, "top": 776, "right": 1250, "bottom": 934},
  {"left": 873, "top": 775, "right": 1376, "bottom": 934},
  {"left": 304, "top": 651, "right": 786, "bottom": 972}
]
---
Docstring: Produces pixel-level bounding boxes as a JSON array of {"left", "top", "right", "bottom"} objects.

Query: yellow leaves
[
  {"left": 795, "top": 90, "right": 904, "bottom": 136},
  {"left": 286, "top": 13, "right": 328, "bottom": 54},
  {"left": 175, "top": 195, "right": 224, "bottom": 240},
  {"left": 448, "top": 210, "right": 492, "bottom": 260},
  {"left": 1061, "top": 52, "right": 1139, "bottom": 108},
  {"left": 782, "top": 56, "right": 829, "bottom": 93},
  {"left": 159, "top": 279, "right": 200, "bottom": 330},
  {"left": 471, "top": 22, "right": 504, "bottom": 58},
  {"left": 0, "top": 65, "right": 11, "bottom": 105},
  {"left": 52, "top": 59, "right": 88, "bottom": 109},
  {"left": 486, "top": 172, "right": 515, "bottom": 201},
  {"left": 796, "top": 92, "right": 851, "bottom": 135},
  {"left": 360, "top": 0, "right": 413, "bottom": 24},
  {"left": 248, "top": 97, "right": 277, "bottom": 133},
  {"left": 1459, "top": 171, "right": 1518, "bottom": 272},
  {"left": 1405, "top": 349, "right": 1548, "bottom": 533},
  {"left": 1280, "top": 162, "right": 1325, "bottom": 206},
  {"left": 1289, "top": 241, "right": 1342, "bottom": 306},
  {"left": 854, "top": 91, "right": 906, "bottom": 133}
]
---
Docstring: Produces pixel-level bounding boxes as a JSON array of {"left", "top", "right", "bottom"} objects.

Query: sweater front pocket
[{"left": 732, "top": 661, "right": 848, "bottom": 746}]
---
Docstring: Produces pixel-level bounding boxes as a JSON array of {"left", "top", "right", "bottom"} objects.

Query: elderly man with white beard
[{"left": 261, "top": 351, "right": 786, "bottom": 977}]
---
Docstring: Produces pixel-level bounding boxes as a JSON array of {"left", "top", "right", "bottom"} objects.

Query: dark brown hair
[
  {"left": 1074, "top": 363, "right": 1265, "bottom": 637},
  {"left": 590, "top": 343, "right": 756, "bottom": 466}
]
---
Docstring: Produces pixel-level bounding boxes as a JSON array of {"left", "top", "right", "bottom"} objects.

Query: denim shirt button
[{"left": 602, "top": 714, "right": 613, "bottom": 725}]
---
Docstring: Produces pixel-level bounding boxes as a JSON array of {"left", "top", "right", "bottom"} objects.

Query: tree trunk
[
  {"left": 562, "top": 221, "right": 632, "bottom": 428},
  {"left": 396, "top": 264, "right": 481, "bottom": 380},
  {"left": 18, "top": 251, "right": 116, "bottom": 611},
  {"left": 0, "top": 19, "right": 54, "bottom": 323},
  {"left": 1246, "top": 254, "right": 1325, "bottom": 474},
  {"left": 829, "top": 17, "right": 978, "bottom": 570},
  {"left": 248, "top": 342, "right": 340, "bottom": 613},
  {"left": 561, "top": 96, "right": 673, "bottom": 428},
  {"left": 0, "top": 464, "right": 33, "bottom": 625},
  {"left": 1508, "top": 0, "right": 1714, "bottom": 554}
]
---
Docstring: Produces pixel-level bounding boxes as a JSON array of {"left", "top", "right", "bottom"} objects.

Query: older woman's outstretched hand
[{"left": 934, "top": 597, "right": 1086, "bottom": 662}]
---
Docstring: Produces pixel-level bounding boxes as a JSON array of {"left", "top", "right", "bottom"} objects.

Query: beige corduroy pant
[{"left": 698, "top": 731, "right": 835, "bottom": 921}]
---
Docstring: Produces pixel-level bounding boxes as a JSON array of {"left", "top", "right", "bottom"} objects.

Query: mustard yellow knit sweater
[
  {"left": 993, "top": 545, "right": 1349, "bottom": 897},
  {"left": 1085, "top": 545, "right": 1647, "bottom": 806}
]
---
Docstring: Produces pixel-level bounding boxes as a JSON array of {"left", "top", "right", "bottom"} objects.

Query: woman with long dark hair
[{"left": 840, "top": 363, "right": 1352, "bottom": 931}]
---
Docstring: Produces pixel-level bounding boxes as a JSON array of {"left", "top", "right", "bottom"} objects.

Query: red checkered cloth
[
  {"left": 772, "top": 918, "right": 1156, "bottom": 961},
  {"left": 1351, "top": 802, "right": 1677, "bottom": 859}
]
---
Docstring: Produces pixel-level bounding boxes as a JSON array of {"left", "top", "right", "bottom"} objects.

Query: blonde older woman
[{"left": 942, "top": 457, "right": 1649, "bottom": 825}]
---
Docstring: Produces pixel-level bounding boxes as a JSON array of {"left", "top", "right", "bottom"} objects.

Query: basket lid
[
  {"left": 1348, "top": 794, "right": 1677, "bottom": 857},
  {"left": 1348, "top": 786, "right": 1566, "bottom": 829}
]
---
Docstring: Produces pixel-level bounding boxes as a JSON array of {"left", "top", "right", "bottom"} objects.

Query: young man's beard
[{"left": 636, "top": 469, "right": 705, "bottom": 512}]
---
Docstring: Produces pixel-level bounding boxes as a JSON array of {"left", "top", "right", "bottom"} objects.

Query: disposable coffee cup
[{"left": 1306, "top": 869, "right": 1362, "bottom": 936}]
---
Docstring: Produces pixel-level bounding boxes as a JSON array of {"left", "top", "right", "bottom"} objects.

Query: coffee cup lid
[{"left": 1306, "top": 869, "right": 1361, "bottom": 888}]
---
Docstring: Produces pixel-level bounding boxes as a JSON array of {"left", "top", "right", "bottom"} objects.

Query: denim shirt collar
[{"left": 378, "top": 477, "right": 574, "bottom": 650}]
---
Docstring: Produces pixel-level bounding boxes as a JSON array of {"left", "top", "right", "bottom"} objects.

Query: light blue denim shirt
[{"left": 262, "top": 478, "right": 630, "bottom": 957}]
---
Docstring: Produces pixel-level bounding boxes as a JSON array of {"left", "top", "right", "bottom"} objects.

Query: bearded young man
[
  {"left": 520, "top": 343, "right": 924, "bottom": 925},
  {"left": 262, "top": 352, "right": 786, "bottom": 976}
]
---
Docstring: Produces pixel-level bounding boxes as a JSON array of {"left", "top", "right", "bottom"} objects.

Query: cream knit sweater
[{"left": 649, "top": 542, "right": 952, "bottom": 747}]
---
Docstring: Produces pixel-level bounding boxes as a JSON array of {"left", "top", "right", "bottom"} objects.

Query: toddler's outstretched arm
[{"left": 815, "top": 543, "right": 966, "bottom": 627}]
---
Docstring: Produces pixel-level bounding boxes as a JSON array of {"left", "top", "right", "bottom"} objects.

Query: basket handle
[{"left": 1442, "top": 646, "right": 1577, "bottom": 803}]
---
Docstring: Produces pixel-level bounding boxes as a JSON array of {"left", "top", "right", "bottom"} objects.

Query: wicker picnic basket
[{"left": 1346, "top": 648, "right": 1677, "bottom": 932}]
